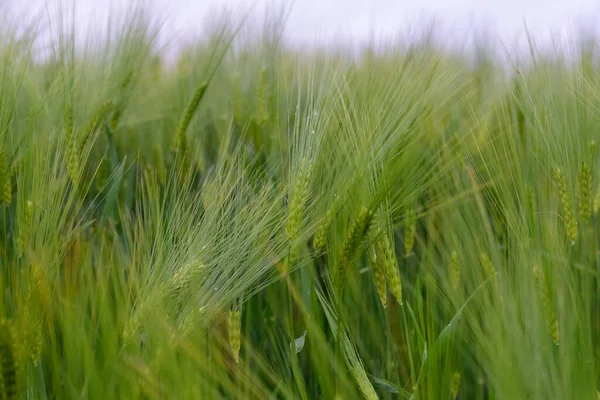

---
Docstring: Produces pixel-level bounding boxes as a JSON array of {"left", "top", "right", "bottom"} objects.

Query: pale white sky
[{"left": 9, "top": 0, "right": 600, "bottom": 58}]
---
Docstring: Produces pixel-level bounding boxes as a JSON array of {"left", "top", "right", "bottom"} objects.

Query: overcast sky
[{"left": 10, "top": 0, "right": 600, "bottom": 57}]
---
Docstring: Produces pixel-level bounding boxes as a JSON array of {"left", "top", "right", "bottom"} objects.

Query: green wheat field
[{"left": 0, "top": 3, "right": 599, "bottom": 399}]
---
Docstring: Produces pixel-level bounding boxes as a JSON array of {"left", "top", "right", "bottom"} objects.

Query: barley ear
[
  {"left": 479, "top": 252, "right": 496, "bottom": 279},
  {"left": 333, "top": 207, "right": 374, "bottom": 294},
  {"left": 368, "top": 233, "right": 387, "bottom": 308},
  {"left": 286, "top": 158, "right": 313, "bottom": 241},
  {"left": 450, "top": 372, "right": 461, "bottom": 400},
  {"left": 337, "top": 330, "right": 379, "bottom": 400},
  {"left": 80, "top": 100, "right": 114, "bottom": 155},
  {"left": 313, "top": 207, "right": 333, "bottom": 253},
  {"left": 173, "top": 82, "right": 208, "bottom": 152},
  {"left": 578, "top": 162, "right": 592, "bottom": 223},
  {"left": 28, "top": 319, "right": 43, "bottom": 367},
  {"left": 23, "top": 276, "right": 44, "bottom": 367},
  {"left": 285, "top": 157, "right": 313, "bottom": 264},
  {"left": 532, "top": 265, "right": 559, "bottom": 345},
  {"left": 553, "top": 167, "right": 577, "bottom": 245},
  {"left": 256, "top": 67, "right": 269, "bottom": 126},
  {"left": 378, "top": 231, "right": 402, "bottom": 305},
  {"left": 66, "top": 133, "right": 80, "bottom": 184},
  {"left": 227, "top": 302, "right": 242, "bottom": 363},
  {"left": 173, "top": 82, "right": 208, "bottom": 182},
  {"left": 110, "top": 70, "right": 133, "bottom": 130}
]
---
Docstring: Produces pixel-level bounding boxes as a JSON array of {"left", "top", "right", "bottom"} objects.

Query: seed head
[
  {"left": 578, "top": 162, "right": 592, "bottom": 223},
  {"left": 256, "top": 67, "right": 269, "bottom": 126},
  {"left": 532, "top": 265, "right": 559, "bottom": 345},
  {"left": 285, "top": 157, "right": 313, "bottom": 242},
  {"left": 313, "top": 207, "right": 333, "bottom": 254},
  {"left": 377, "top": 230, "right": 402, "bottom": 305},
  {"left": 450, "top": 372, "right": 461, "bottom": 400},
  {"left": 368, "top": 232, "right": 388, "bottom": 308},
  {"left": 479, "top": 252, "right": 496, "bottom": 279},
  {"left": 333, "top": 207, "right": 374, "bottom": 294},
  {"left": 553, "top": 167, "right": 577, "bottom": 245},
  {"left": 227, "top": 304, "right": 242, "bottom": 363}
]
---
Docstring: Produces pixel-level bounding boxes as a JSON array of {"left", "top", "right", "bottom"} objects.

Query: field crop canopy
[{"left": 0, "top": 1, "right": 598, "bottom": 399}]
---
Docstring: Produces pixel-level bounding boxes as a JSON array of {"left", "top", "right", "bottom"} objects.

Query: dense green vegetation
[{"left": 0, "top": 4, "right": 599, "bottom": 399}]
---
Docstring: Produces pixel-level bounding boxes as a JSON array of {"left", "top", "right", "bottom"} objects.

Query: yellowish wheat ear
[
  {"left": 450, "top": 372, "right": 462, "bottom": 400},
  {"left": 227, "top": 303, "right": 242, "bottom": 363},
  {"left": 275, "top": 259, "right": 289, "bottom": 279},
  {"left": 27, "top": 314, "right": 43, "bottom": 367},
  {"left": 553, "top": 167, "right": 577, "bottom": 245}
]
